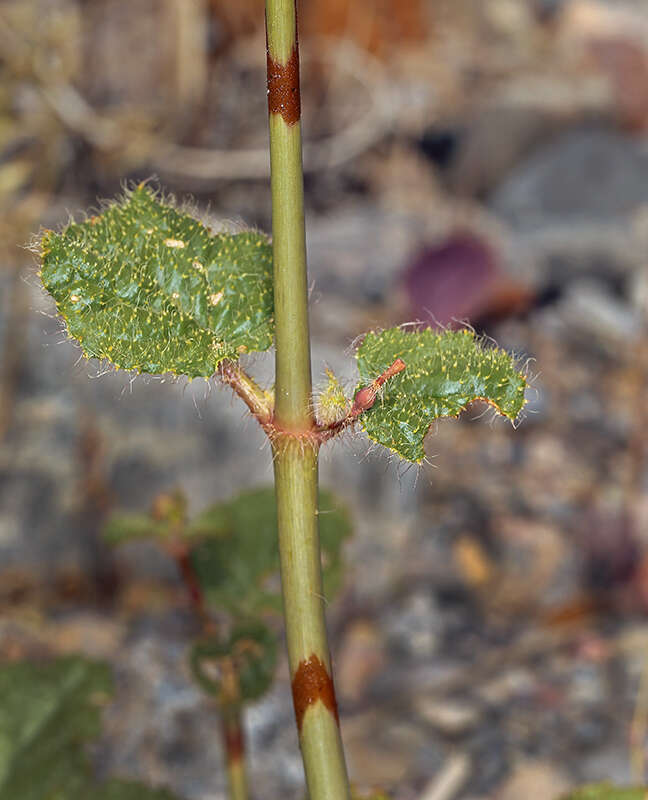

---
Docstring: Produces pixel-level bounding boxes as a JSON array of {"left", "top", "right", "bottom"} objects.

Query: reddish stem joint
[
  {"left": 351, "top": 357, "right": 406, "bottom": 416},
  {"left": 292, "top": 654, "right": 340, "bottom": 732}
]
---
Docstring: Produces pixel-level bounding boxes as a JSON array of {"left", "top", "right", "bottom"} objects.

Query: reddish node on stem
[
  {"left": 267, "top": 46, "right": 301, "bottom": 125},
  {"left": 222, "top": 719, "right": 245, "bottom": 762},
  {"left": 291, "top": 654, "right": 340, "bottom": 732}
]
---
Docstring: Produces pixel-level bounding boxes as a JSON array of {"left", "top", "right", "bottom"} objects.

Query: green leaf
[
  {"left": 355, "top": 328, "right": 527, "bottom": 463},
  {"left": 0, "top": 657, "right": 182, "bottom": 800},
  {"left": 190, "top": 620, "right": 277, "bottom": 704},
  {"left": 103, "top": 513, "right": 161, "bottom": 545},
  {"left": 561, "top": 786, "right": 648, "bottom": 800},
  {"left": 0, "top": 656, "right": 111, "bottom": 800},
  {"left": 183, "top": 504, "right": 231, "bottom": 540},
  {"left": 104, "top": 490, "right": 189, "bottom": 546},
  {"left": 40, "top": 185, "right": 274, "bottom": 378},
  {"left": 189, "top": 487, "right": 351, "bottom": 615}
]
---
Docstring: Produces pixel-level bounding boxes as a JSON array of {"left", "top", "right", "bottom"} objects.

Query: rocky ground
[{"left": 2, "top": 1, "right": 648, "bottom": 798}]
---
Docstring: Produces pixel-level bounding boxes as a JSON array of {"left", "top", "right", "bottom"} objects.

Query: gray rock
[
  {"left": 384, "top": 591, "right": 442, "bottom": 660},
  {"left": 449, "top": 105, "right": 570, "bottom": 197},
  {"left": 418, "top": 698, "right": 481, "bottom": 736},
  {"left": 491, "top": 128, "right": 648, "bottom": 230},
  {"left": 555, "top": 278, "right": 642, "bottom": 346},
  {"left": 306, "top": 206, "right": 422, "bottom": 305}
]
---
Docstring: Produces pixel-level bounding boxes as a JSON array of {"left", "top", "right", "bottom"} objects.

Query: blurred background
[{"left": 1, "top": 0, "right": 648, "bottom": 798}]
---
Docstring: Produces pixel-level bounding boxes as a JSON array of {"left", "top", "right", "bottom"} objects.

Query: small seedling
[
  {"left": 35, "top": 1, "right": 529, "bottom": 797},
  {"left": 105, "top": 485, "right": 351, "bottom": 800},
  {"left": 189, "top": 622, "right": 276, "bottom": 800}
]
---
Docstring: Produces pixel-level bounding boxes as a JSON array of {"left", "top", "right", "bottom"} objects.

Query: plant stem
[
  {"left": 176, "top": 543, "right": 248, "bottom": 800},
  {"left": 273, "top": 441, "right": 350, "bottom": 799},
  {"left": 265, "top": 2, "right": 351, "bottom": 798},
  {"left": 222, "top": 711, "right": 248, "bottom": 800},
  {"left": 171, "top": 542, "right": 208, "bottom": 622},
  {"left": 218, "top": 360, "right": 274, "bottom": 430},
  {"left": 221, "top": 662, "right": 249, "bottom": 800}
]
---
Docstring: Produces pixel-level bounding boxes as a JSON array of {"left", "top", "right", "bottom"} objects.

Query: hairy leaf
[
  {"left": 40, "top": 185, "right": 274, "bottom": 378},
  {"left": 355, "top": 328, "right": 527, "bottom": 463},
  {"left": 0, "top": 657, "right": 181, "bottom": 800},
  {"left": 561, "top": 786, "right": 648, "bottom": 800},
  {"left": 190, "top": 620, "right": 277, "bottom": 704},
  {"left": 189, "top": 487, "right": 351, "bottom": 615}
]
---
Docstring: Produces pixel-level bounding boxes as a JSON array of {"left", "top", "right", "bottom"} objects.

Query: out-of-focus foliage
[
  {"left": 105, "top": 486, "right": 350, "bottom": 710},
  {"left": 0, "top": 656, "right": 181, "bottom": 800},
  {"left": 189, "top": 619, "right": 277, "bottom": 704},
  {"left": 105, "top": 486, "right": 351, "bottom": 616},
  {"left": 105, "top": 488, "right": 188, "bottom": 544},
  {"left": 190, "top": 487, "right": 351, "bottom": 615},
  {"left": 104, "top": 511, "right": 168, "bottom": 545}
]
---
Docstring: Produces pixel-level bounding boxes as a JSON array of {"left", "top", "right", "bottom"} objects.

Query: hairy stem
[
  {"left": 265, "top": 1, "right": 351, "bottom": 798},
  {"left": 218, "top": 360, "right": 274, "bottom": 429}
]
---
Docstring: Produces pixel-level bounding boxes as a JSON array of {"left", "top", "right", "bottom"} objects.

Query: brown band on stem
[
  {"left": 291, "top": 654, "right": 340, "bottom": 732},
  {"left": 267, "top": 46, "right": 301, "bottom": 125},
  {"left": 222, "top": 718, "right": 245, "bottom": 762}
]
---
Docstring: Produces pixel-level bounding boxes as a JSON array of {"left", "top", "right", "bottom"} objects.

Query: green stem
[
  {"left": 265, "top": 2, "right": 351, "bottom": 798},
  {"left": 225, "top": 746, "right": 248, "bottom": 800},
  {"left": 218, "top": 360, "right": 274, "bottom": 429},
  {"left": 175, "top": 543, "right": 248, "bottom": 800},
  {"left": 273, "top": 440, "right": 350, "bottom": 799}
]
